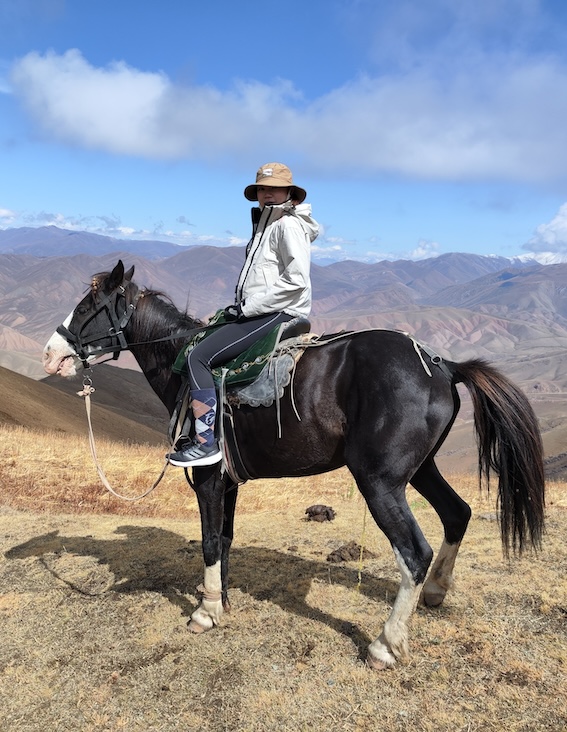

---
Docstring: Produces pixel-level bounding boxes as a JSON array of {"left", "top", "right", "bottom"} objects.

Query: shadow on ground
[{"left": 4, "top": 525, "right": 405, "bottom": 658}]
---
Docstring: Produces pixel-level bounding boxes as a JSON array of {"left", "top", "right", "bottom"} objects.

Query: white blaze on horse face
[{"left": 43, "top": 311, "right": 81, "bottom": 377}]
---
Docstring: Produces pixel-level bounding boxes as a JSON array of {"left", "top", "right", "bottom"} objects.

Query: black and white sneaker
[{"left": 167, "top": 438, "right": 222, "bottom": 467}]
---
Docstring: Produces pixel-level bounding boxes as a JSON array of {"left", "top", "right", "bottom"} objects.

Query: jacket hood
[
  {"left": 292, "top": 202, "right": 319, "bottom": 242},
  {"left": 252, "top": 202, "right": 319, "bottom": 243}
]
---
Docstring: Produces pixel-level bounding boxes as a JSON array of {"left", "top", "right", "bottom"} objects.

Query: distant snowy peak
[
  {"left": 0, "top": 224, "right": 564, "bottom": 265},
  {"left": 516, "top": 252, "right": 567, "bottom": 265}
]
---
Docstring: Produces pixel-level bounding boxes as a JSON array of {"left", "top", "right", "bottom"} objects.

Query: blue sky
[{"left": 2, "top": 0, "right": 567, "bottom": 263}]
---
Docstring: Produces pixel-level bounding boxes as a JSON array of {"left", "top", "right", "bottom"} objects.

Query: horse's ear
[
  {"left": 107, "top": 260, "right": 125, "bottom": 291},
  {"left": 124, "top": 265, "right": 135, "bottom": 282}
]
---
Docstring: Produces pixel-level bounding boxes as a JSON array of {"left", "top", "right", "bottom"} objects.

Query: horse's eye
[{"left": 76, "top": 305, "right": 90, "bottom": 316}]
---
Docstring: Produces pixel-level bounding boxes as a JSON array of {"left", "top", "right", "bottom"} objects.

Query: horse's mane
[
  {"left": 90, "top": 270, "right": 203, "bottom": 352},
  {"left": 136, "top": 288, "right": 204, "bottom": 343}
]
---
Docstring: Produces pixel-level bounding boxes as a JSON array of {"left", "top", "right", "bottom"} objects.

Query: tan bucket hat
[{"left": 244, "top": 162, "right": 307, "bottom": 203}]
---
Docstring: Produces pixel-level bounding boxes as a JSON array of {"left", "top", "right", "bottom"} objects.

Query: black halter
[{"left": 57, "top": 282, "right": 142, "bottom": 366}]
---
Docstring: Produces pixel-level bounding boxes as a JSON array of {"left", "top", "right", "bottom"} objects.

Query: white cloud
[
  {"left": 9, "top": 49, "right": 303, "bottom": 160},
  {"left": 11, "top": 49, "right": 172, "bottom": 156},
  {"left": 524, "top": 203, "right": 567, "bottom": 253},
  {"left": 23, "top": 210, "right": 78, "bottom": 228},
  {"left": 311, "top": 243, "right": 345, "bottom": 255},
  {"left": 3, "top": 204, "right": 244, "bottom": 247},
  {"left": 408, "top": 239, "right": 440, "bottom": 260},
  {"left": 9, "top": 12, "right": 567, "bottom": 183},
  {"left": 310, "top": 233, "right": 442, "bottom": 263},
  {"left": 0, "top": 207, "right": 17, "bottom": 224},
  {"left": 304, "top": 60, "right": 567, "bottom": 181},
  {"left": 19, "top": 209, "right": 145, "bottom": 239},
  {"left": 227, "top": 235, "right": 247, "bottom": 246}
]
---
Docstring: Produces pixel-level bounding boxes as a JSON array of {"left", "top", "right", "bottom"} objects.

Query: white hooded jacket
[{"left": 235, "top": 201, "right": 319, "bottom": 319}]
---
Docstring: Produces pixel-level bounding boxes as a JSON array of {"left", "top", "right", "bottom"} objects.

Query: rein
[
  {"left": 58, "top": 283, "right": 223, "bottom": 366},
  {"left": 61, "top": 278, "right": 218, "bottom": 500},
  {"left": 77, "top": 371, "right": 171, "bottom": 501}
]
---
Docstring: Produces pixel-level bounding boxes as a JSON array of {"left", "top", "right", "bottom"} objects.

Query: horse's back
[
  {"left": 232, "top": 329, "right": 458, "bottom": 479},
  {"left": 299, "top": 329, "right": 455, "bottom": 394}
]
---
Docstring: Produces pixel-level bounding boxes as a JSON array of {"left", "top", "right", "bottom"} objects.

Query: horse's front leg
[
  {"left": 220, "top": 481, "right": 239, "bottom": 613},
  {"left": 188, "top": 467, "right": 228, "bottom": 633}
]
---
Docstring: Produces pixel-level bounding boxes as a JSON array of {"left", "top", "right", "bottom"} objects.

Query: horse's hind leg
[
  {"left": 350, "top": 466, "right": 434, "bottom": 669},
  {"left": 410, "top": 459, "right": 471, "bottom": 607}
]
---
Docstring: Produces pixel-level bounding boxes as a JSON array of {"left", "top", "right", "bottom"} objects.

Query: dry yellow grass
[{"left": 0, "top": 424, "right": 566, "bottom": 732}]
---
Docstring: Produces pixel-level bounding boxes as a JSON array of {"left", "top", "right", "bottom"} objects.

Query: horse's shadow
[{"left": 5, "top": 525, "right": 401, "bottom": 659}]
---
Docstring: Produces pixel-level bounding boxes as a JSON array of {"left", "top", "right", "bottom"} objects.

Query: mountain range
[
  {"left": 1, "top": 225, "right": 567, "bottom": 478},
  {"left": 0, "top": 225, "right": 185, "bottom": 259}
]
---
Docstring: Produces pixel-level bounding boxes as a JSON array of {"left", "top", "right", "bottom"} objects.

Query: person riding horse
[
  {"left": 44, "top": 258, "right": 546, "bottom": 668},
  {"left": 167, "top": 162, "right": 319, "bottom": 468}
]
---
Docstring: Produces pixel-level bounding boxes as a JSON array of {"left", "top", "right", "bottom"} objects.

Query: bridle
[
  {"left": 56, "top": 280, "right": 143, "bottom": 366},
  {"left": 55, "top": 274, "right": 210, "bottom": 500},
  {"left": 56, "top": 278, "right": 221, "bottom": 368}
]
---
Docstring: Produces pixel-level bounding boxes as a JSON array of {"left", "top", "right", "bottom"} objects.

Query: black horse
[{"left": 43, "top": 261, "right": 545, "bottom": 669}]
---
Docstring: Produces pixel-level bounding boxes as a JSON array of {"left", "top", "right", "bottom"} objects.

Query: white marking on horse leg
[
  {"left": 422, "top": 539, "right": 460, "bottom": 607},
  {"left": 367, "top": 548, "right": 422, "bottom": 670},
  {"left": 189, "top": 560, "right": 224, "bottom": 633}
]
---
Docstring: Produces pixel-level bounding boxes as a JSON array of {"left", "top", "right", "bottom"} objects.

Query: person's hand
[{"left": 223, "top": 303, "right": 243, "bottom": 321}]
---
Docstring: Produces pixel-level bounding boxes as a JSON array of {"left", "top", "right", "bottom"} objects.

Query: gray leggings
[{"left": 187, "top": 311, "right": 294, "bottom": 391}]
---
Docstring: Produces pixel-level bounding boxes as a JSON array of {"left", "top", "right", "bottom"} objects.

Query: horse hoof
[
  {"left": 367, "top": 656, "right": 387, "bottom": 671},
  {"left": 366, "top": 649, "right": 396, "bottom": 671},
  {"left": 366, "top": 654, "right": 394, "bottom": 671},
  {"left": 188, "top": 620, "right": 208, "bottom": 634}
]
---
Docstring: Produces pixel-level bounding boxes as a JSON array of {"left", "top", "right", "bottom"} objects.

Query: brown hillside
[
  {"left": 42, "top": 362, "right": 170, "bottom": 434},
  {"left": 2, "top": 247, "right": 567, "bottom": 478},
  {"left": 0, "top": 366, "right": 166, "bottom": 447}
]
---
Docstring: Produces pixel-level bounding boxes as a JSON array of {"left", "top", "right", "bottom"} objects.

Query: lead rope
[{"left": 77, "top": 372, "right": 170, "bottom": 501}]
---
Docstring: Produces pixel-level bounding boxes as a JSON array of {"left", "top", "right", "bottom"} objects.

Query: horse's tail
[{"left": 453, "top": 358, "right": 545, "bottom": 556}]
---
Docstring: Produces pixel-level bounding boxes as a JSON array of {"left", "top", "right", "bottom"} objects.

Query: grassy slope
[{"left": 0, "top": 426, "right": 566, "bottom": 731}]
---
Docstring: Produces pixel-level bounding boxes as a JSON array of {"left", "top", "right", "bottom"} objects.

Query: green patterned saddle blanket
[{"left": 172, "top": 310, "right": 312, "bottom": 392}]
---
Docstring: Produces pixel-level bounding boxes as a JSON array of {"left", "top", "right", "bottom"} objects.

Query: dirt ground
[{"left": 0, "top": 478, "right": 566, "bottom": 732}]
